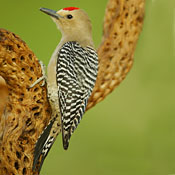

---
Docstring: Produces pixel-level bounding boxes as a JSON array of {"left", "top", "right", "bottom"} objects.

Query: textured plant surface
[
  {"left": 0, "top": 0, "right": 145, "bottom": 174},
  {"left": 87, "top": 0, "right": 145, "bottom": 109},
  {"left": 0, "top": 29, "right": 51, "bottom": 175}
]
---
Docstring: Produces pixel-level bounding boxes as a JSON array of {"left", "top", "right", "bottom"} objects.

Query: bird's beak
[{"left": 40, "top": 8, "right": 63, "bottom": 19}]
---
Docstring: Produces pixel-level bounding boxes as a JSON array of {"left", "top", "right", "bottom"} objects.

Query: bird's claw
[{"left": 29, "top": 60, "right": 47, "bottom": 88}]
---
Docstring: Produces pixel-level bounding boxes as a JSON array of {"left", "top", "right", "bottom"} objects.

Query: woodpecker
[{"left": 32, "top": 7, "right": 98, "bottom": 171}]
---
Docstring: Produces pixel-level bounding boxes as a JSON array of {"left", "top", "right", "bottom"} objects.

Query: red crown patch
[{"left": 63, "top": 7, "right": 80, "bottom": 11}]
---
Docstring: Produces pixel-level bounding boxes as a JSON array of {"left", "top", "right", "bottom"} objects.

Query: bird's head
[{"left": 40, "top": 7, "right": 93, "bottom": 46}]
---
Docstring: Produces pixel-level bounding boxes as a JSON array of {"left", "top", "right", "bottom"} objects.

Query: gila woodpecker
[{"left": 32, "top": 7, "right": 98, "bottom": 171}]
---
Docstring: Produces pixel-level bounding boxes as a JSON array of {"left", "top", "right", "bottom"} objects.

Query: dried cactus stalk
[
  {"left": 0, "top": 0, "right": 145, "bottom": 174},
  {"left": 0, "top": 76, "right": 8, "bottom": 117},
  {"left": 0, "top": 29, "right": 51, "bottom": 175},
  {"left": 87, "top": 0, "right": 145, "bottom": 109},
  {"left": 0, "top": 76, "right": 8, "bottom": 141}
]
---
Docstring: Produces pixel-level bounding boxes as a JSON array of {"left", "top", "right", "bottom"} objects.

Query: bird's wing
[{"left": 56, "top": 41, "right": 98, "bottom": 149}]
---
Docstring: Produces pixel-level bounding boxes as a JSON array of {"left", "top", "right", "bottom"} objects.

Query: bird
[{"left": 32, "top": 7, "right": 98, "bottom": 172}]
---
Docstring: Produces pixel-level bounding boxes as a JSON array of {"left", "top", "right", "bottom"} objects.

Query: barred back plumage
[{"left": 56, "top": 41, "right": 98, "bottom": 149}]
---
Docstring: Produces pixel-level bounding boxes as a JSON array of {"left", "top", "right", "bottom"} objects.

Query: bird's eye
[{"left": 67, "top": 14, "right": 73, "bottom": 19}]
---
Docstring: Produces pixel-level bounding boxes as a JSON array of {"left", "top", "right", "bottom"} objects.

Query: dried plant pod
[
  {"left": 0, "top": 76, "right": 8, "bottom": 141},
  {"left": 0, "top": 0, "right": 145, "bottom": 174},
  {"left": 0, "top": 76, "right": 8, "bottom": 117},
  {"left": 0, "top": 29, "right": 51, "bottom": 175}
]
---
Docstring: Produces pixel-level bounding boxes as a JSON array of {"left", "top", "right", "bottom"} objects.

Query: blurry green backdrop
[{"left": 1, "top": 0, "right": 175, "bottom": 174}]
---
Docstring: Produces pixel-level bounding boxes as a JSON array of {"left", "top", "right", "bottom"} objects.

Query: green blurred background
[{"left": 1, "top": 0, "right": 175, "bottom": 174}]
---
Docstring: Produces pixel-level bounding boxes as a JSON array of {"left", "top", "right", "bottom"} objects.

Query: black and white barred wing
[{"left": 56, "top": 41, "right": 98, "bottom": 150}]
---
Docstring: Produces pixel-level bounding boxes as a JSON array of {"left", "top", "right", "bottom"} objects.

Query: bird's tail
[
  {"left": 32, "top": 116, "right": 60, "bottom": 173},
  {"left": 62, "top": 128, "right": 71, "bottom": 150}
]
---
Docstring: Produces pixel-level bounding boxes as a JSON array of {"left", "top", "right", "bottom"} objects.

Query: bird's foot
[{"left": 29, "top": 60, "right": 47, "bottom": 88}]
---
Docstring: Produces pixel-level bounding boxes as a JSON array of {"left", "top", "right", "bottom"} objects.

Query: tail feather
[
  {"left": 33, "top": 117, "right": 56, "bottom": 172},
  {"left": 35, "top": 135, "right": 55, "bottom": 174},
  {"left": 62, "top": 128, "right": 71, "bottom": 150}
]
